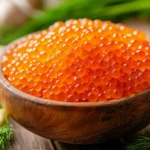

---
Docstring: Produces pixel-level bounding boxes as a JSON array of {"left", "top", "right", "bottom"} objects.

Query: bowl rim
[{"left": 0, "top": 40, "right": 149, "bottom": 107}]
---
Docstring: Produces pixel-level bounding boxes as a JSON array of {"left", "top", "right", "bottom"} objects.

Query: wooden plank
[
  {"left": 139, "top": 125, "right": 150, "bottom": 135},
  {"left": 7, "top": 118, "right": 54, "bottom": 150}
]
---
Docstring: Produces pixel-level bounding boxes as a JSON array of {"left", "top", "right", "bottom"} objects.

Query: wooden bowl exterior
[{"left": 0, "top": 47, "right": 150, "bottom": 144}]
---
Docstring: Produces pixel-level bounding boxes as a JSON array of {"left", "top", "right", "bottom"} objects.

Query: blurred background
[{"left": 0, "top": 0, "right": 150, "bottom": 46}]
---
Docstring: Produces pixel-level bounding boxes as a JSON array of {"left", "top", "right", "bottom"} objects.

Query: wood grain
[{"left": 7, "top": 118, "right": 54, "bottom": 150}]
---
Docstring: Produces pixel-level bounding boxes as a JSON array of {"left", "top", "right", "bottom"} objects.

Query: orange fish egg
[{"left": 2, "top": 19, "right": 150, "bottom": 102}]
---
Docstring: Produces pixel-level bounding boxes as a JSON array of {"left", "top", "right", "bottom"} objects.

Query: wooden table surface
[{"left": 0, "top": 20, "right": 149, "bottom": 150}]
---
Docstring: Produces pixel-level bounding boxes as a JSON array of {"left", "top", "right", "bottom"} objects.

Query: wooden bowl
[{"left": 0, "top": 47, "right": 150, "bottom": 144}]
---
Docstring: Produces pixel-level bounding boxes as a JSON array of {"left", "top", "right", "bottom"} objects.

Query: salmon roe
[{"left": 2, "top": 19, "right": 150, "bottom": 102}]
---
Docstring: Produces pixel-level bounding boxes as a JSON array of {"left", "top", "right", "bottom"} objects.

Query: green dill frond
[
  {"left": 0, "top": 121, "right": 13, "bottom": 150},
  {"left": 125, "top": 136, "right": 150, "bottom": 150}
]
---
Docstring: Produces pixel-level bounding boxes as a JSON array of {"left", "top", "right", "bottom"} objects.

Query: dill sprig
[
  {"left": 0, "top": 121, "right": 13, "bottom": 150},
  {"left": 125, "top": 136, "right": 150, "bottom": 150}
]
